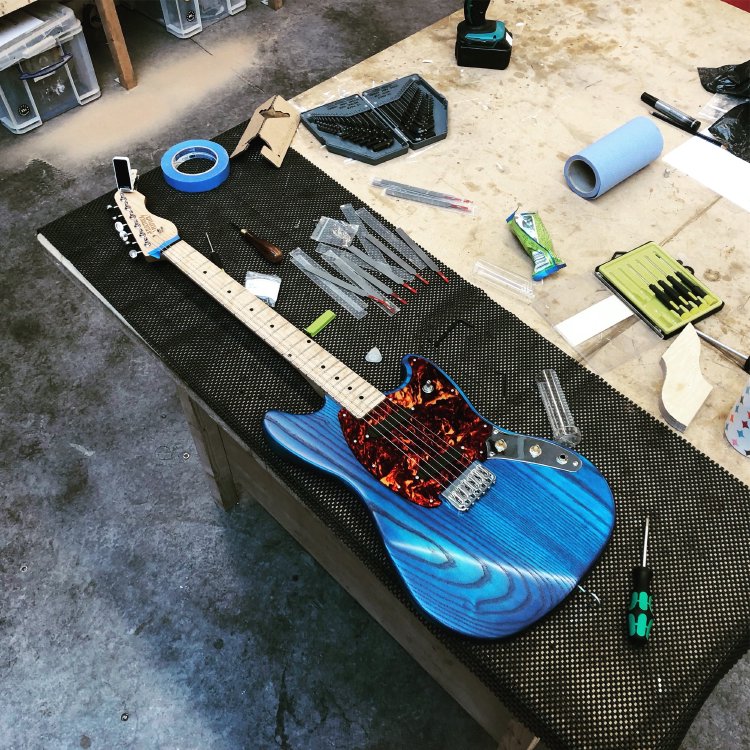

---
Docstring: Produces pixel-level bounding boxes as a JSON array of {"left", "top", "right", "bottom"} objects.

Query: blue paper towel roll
[{"left": 564, "top": 116, "right": 664, "bottom": 199}]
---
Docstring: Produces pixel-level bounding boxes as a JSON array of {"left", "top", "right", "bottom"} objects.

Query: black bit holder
[{"left": 300, "top": 74, "right": 447, "bottom": 166}]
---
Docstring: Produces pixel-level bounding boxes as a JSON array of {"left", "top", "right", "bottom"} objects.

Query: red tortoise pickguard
[{"left": 338, "top": 357, "right": 493, "bottom": 507}]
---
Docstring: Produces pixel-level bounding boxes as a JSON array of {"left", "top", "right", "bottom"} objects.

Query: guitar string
[
  {"left": 165, "top": 245, "right": 477, "bottom": 484},
  {"left": 369, "top": 400, "right": 473, "bottom": 466},
  {"left": 355, "top": 419, "right": 457, "bottom": 489},
  {"left": 361, "top": 407, "right": 469, "bottom": 482},
  {"left": 372, "top": 402, "right": 470, "bottom": 463},
  {"left": 245, "top": 307, "right": 476, "bottom": 482},
  {"left": 365, "top": 405, "right": 473, "bottom": 479},
  {"left": 361, "top": 422, "right": 468, "bottom": 487}
]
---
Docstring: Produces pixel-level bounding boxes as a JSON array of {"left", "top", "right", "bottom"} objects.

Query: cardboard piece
[{"left": 230, "top": 95, "right": 300, "bottom": 168}]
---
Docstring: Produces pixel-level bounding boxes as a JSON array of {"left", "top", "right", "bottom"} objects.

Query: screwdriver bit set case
[
  {"left": 595, "top": 242, "right": 724, "bottom": 338},
  {"left": 300, "top": 74, "right": 448, "bottom": 165}
]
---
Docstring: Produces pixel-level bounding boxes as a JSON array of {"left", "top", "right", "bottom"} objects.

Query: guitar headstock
[{"left": 107, "top": 189, "right": 179, "bottom": 260}]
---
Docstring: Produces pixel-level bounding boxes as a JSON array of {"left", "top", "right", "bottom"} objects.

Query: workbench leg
[
  {"left": 94, "top": 0, "right": 137, "bottom": 90},
  {"left": 177, "top": 385, "right": 239, "bottom": 511}
]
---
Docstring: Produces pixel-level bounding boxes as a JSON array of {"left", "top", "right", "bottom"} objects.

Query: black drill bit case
[{"left": 300, "top": 74, "right": 448, "bottom": 165}]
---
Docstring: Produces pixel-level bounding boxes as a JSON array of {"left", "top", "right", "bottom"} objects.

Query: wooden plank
[
  {"left": 0, "top": 0, "right": 34, "bottom": 17},
  {"left": 659, "top": 324, "right": 713, "bottom": 432},
  {"left": 94, "top": 0, "right": 137, "bottom": 90}
]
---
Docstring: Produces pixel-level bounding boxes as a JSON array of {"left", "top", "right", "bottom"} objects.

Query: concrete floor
[{"left": 1, "top": 2, "right": 749, "bottom": 749}]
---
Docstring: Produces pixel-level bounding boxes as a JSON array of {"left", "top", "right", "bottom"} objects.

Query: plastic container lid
[{"left": 0, "top": 2, "right": 79, "bottom": 71}]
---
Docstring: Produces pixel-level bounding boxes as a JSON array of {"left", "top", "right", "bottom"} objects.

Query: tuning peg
[{"left": 128, "top": 249, "right": 139, "bottom": 259}]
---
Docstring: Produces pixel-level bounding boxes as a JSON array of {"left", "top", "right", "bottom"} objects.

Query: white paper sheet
[
  {"left": 554, "top": 295, "right": 634, "bottom": 348},
  {"left": 664, "top": 137, "right": 750, "bottom": 213}
]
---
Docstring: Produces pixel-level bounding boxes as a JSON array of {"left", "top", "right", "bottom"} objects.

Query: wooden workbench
[
  {"left": 37, "top": 1, "right": 750, "bottom": 748},
  {"left": 291, "top": 0, "right": 750, "bottom": 489}
]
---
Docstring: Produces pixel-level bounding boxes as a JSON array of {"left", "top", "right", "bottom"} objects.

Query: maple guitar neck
[{"left": 162, "top": 240, "right": 384, "bottom": 418}]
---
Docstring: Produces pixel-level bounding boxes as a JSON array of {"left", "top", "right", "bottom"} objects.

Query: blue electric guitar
[{"left": 111, "top": 190, "right": 616, "bottom": 639}]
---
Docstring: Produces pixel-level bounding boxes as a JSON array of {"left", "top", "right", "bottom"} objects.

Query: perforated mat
[{"left": 39, "top": 125, "right": 750, "bottom": 750}]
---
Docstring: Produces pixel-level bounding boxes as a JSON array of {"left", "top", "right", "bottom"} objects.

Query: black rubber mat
[{"left": 39, "top": 124, "right": 750, "bottom": 750}]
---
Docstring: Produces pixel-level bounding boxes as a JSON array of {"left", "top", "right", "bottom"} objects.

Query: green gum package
[{"left": 506, "top": 209, "right": 566, "bottom": 280}]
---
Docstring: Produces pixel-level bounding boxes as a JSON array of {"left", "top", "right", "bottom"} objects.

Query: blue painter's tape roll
[
  {"left": 564, "top": 116, "right": 664, "bottom": 199},
  {"left": 160, "top": 139, "right": 230, "bottom": 193}
]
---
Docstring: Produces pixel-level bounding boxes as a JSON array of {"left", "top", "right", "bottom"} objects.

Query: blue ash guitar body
[{"left": 265, "top": 355, "right": 615, "bottom": 639}]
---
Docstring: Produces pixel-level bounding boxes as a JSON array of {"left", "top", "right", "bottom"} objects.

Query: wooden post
[
  {"left": 94, "top": 0, "right": 137, "bottom": 90},
  {"left": 176, "top": 385, "right": 239, "bottom": 511},
  {"left": 268, "top": 0, "right": 284, "bottom": 10}
]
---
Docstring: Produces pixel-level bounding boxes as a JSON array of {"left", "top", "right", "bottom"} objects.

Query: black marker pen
[
  {"left": 650, "top": 111, "right": 726, "bottom": 148},
  {"left": 641, "top": 92, "right": 701, "bottom": 132}
]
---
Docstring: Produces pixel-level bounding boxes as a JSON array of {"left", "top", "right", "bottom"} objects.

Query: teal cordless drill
[{"left": 455, "top": 0, "right": 513, "bottom": 70}]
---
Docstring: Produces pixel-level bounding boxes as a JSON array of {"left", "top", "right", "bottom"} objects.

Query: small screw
[
  {"left": 121, "top": 713, "right": 129, "bottom": 722},
  {"left": 182, "top": 452, "right": 190, "bottom": 461}
]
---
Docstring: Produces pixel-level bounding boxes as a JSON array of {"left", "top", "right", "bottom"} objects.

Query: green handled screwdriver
[{"left": 628, "top": 517, "right": 654, "bottom": 645}]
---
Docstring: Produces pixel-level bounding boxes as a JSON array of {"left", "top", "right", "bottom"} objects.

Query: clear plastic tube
[
  {"left": 535, "top": 369, "right": 581, "bottom": 447},
  {"left": 473, "top": 259, "right": 534, "bottom": 301}
]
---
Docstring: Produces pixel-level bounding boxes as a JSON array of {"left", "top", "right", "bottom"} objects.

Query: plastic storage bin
[
  {"left": 0, "top": 2, "right": 100, "bottom": 135},
  {"left": 135, "top": 0, "right": 246, "bottom": 39}
]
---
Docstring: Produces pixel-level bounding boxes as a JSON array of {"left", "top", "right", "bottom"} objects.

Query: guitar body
[{"left": 264, "top": 355, "right": 615, "bottom": 639}]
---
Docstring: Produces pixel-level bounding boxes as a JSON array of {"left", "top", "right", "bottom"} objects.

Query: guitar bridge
[{"left": 442, "top": 462, "right": 495, "bottom": 512}]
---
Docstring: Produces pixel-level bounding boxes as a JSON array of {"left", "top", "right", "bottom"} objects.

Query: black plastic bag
[
  {"left": 709, "top": 102, "right": 750, "bottom": 162},
  {"left": 698, "top": 60, "right": 750, "bottom": 97}
]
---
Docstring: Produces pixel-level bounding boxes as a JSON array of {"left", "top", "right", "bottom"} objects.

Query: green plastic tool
[
  {"left": 628, "top": 517, "right": 654, "bottom": 645},
  {"left": 304, "top": 310, "right": 336, "bottom": 337},
  {"left": 595, "top": 242, "right": 723, "bottom": 338}
]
